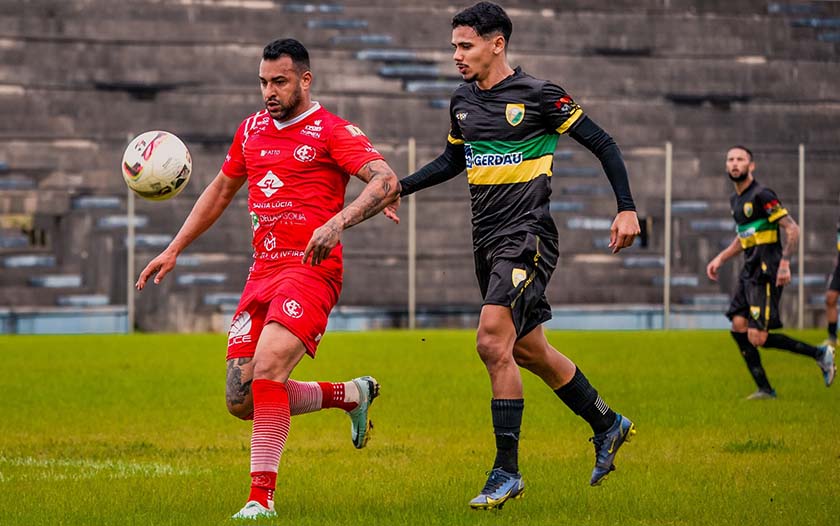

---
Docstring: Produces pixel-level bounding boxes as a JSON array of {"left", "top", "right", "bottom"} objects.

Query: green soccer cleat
[
  {"left": 348, "top": 376, "right": 379, "bottom": 449},
  {"left": 231, "top": 500, "right": 276, "bottom": 520}
]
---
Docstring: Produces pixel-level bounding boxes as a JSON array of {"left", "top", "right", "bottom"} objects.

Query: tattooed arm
[
  {"left": 303, "top": 159, "right": 400, "bottom": 265},
  {"left": 776, "top": 215, "right": 799, "bottom": 286}
]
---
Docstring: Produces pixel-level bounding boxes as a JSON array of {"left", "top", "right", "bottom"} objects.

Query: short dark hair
[
  {"left": 452, "top": 2, "right": 512, "bottom": 45},
  {"left": 262, "top": 38, "right": 310, "bottom": 73},
  {"left": 729, "top": 145, "right": 754, "bottom": 161}
]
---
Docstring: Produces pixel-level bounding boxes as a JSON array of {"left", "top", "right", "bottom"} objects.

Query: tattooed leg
[{"left": 226, "top": 357, "right": 255, "bottom": 419}]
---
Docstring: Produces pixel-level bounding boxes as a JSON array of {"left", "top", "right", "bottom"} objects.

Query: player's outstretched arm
[
  {"left": 569, "top": 116, "right": 639, "bottom": 253},
  {"left": 398, "top": 141, "right": 466, "bottom": 198},
  {"left": 303, "top": 159, "right": 400, "bottom": 266},
  {"left": 706, "top": 236, "right": 743, "bottom": 282},
  {"left": 136, "top": 170, "right": 245, "bottom": 289}
]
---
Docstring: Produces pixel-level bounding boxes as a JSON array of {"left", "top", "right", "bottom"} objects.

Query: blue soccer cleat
[
  {"left": 817, "top": 344, "right": 836, "bottom": 387},
  {"left": 469, "top": 468, "right": 525, "bottom": 510},
  {"left": 348, "top": 376, "right": 379, "bottom": 449},
  {"left": 589, "top": 414, "right": 636, "bottom": 486}
]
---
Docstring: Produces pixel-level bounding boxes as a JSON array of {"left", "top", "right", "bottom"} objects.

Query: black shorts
[
  {"left": 726, "top": 275, "right": 783, "bottom": 331},
  {"left": 474, "top": 232, "right": 558, "bottom": 338},
  {"left": 829, "top": 258, "right": 840, "bottom": 292}
]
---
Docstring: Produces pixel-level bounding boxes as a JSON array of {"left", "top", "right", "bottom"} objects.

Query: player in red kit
[{"left": 136, "top": 39, "right": 400, "bottom": 520}]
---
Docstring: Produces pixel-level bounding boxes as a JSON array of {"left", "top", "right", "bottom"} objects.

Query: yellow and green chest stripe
[
  {"left": 737, "top": 217, "right": 780, "bottom": 248},
  {"left": 463, "top": 134, "right": 559, "bottom": 186}
]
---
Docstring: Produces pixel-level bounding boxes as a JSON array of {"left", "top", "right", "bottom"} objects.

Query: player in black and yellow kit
[
  {"left": 825, "top": 212, "right": 840, "bottom": 346},
  {"left": 388, "top": 2, "right": 639, "bottom": 508},
  {"left": 706, "top": 146, "right": 836, "bottom": 400}
]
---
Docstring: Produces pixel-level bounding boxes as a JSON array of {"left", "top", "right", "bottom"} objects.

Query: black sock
[
  {"left": 829, "top": 322, "right": 837, "bottom": 340},
  {"left": 491, "top": 399, "right": 523, "bottom": 473},
  {"left": 554, "top": 368, "right": 616, "bottom": 435},
  {"left": 763, "top": 333, "right": 820, "bottom": 358},
  {"left": 731, "top": 331, "right": 773, "bottom": 391}
]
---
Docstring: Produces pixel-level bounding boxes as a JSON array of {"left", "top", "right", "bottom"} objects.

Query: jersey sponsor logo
[
  {"left": 261, "top": 149, "right": 282, "bottom": 157},
  {"left": 294, "top": 144, "right": 317, "bottom": 162},
  {"left": 301, "top": 122, "right": 324, "bottom": 139},
  {"left": 256, "top": 211, "right": 307, "bottom": 224},
  {"left": 512, "top": 268, "right": 527, "bottom": 287},
  {"left": 228, "top": 310, "right": 253, "bottom": 345},
  {"left": 283, "top": 298, "right": 304, "bottom": 319},
  {"left": 257, "top": 170, "right": 284, "bottom": 197},
  {"left": 464, "top": 144, "right": 523, "bottom": 169},
  {"left": 743, "top": 202, "right": 753, "bottom": 218},
  {"left": 505, "top": 103, "right": 525, "bottom": 126},
  {"left": 253, "top": 201, "right": 293, "bottom": 209},
  {"left": 250, "top": 211, "right": 259, "bottom": 231},
  {"left": 456, "top": 111, "right": 468, "bottom": 121},
  {"left": 345, "top": 124, "right": 365, "bottom": 137},
  {"left": 263, "top": 231, "right": 276, "bottom": 251}
]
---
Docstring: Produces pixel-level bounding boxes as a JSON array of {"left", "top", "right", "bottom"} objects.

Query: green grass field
[{"left": 0, "top": 330, "right": 837, "bottom": 525}]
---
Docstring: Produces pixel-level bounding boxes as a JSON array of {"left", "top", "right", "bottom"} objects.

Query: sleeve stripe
[
  {"left": 447, "top": 134, "right": 465, "bottom": 145},
  {"left": 768, "top": 208, "right": 789, "bottom": 223},
  {"left": 555, "top": 107, "right": 584, "bottom": 135}
]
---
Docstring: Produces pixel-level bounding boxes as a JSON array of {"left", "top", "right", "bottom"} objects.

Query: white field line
[{"left": 0, "top": 456, "right": 208, "bottom": 481}]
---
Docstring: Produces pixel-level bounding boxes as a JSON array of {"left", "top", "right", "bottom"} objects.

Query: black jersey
[
  {"left": 447, "top": 67, "right": 584, "bottom": 249},
  {"left": 730, "top": 179, "right": 789, "bottom": 276}
]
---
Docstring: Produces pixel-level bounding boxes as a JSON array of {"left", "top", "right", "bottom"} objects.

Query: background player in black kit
[
  {"left": 706, "top": 146, "right": 835, "bottom": 399},
  {"left": 387, "top": 2, "right": 640, "bottom": 509},
  {"left": 824, "top": 210, "right": 840, "bottom": 346}
]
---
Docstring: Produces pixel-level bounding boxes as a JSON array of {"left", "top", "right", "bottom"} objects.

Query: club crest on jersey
[
  {"left": 283, "top": 298, "right": 303, "bottom": 319},
  {"left": 743, "top": 202, "right": 753, "bottom": 218},
  {"left": 294, "top": 144, "right": 316, "bottom": 162},
  {"left": 505, "top": 104, "right": 525, "bottom": 126},
  {"left": 257, "top": 170, "right": 284, "bottom": 198},
  {"left": 456, "top": 111, "right": 468, "bottom": 121},
  {"left": 512, "top": 268, "right": 527, "bottom": 287}
]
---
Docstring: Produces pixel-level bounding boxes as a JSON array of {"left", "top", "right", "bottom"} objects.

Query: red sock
[
  {"left": 248, "top": 379, "right": 290, "bottom": 507},
  {"left": 318, "top": 381, "right": 359, "bottom": 411}
]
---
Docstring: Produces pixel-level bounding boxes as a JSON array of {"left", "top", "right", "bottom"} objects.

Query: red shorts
[{"left": 226, "top": 265, "right": 342, "bottom": 360}]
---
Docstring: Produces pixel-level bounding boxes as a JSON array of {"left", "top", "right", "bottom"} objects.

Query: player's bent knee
[
  {"left": 226, "top": 399, "right": 253, "bottom": 420},
  {"left": 748, "top": 329, "right": 768, "bottom": 347},
  {"left": 476, "top": 334, "right": 513, "bottom": 368}
]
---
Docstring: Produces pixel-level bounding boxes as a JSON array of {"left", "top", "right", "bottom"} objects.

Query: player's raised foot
[
  {"left": 746, "top": 388, "right": 777, "bottom": 400},
  {"left": 816, "top": 344, "right": 836, "bottom": 387},
  {"left": 589, "top": 414, "right": 636, "bottom": 486},
  {"left": 231, "top": 500, "right": 276, "bottom": 520},
  {"left": 468, "top": 467, "right": 525, "bottom": 510},
  {"left": 348, "top": 376, "right": 380, "bottom": 449}
]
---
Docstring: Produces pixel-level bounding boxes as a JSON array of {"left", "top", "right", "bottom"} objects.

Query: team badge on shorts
[
  {"left": 750, "top": 306, "right": 761, "bottom": 320},
  {"left": 743, "top": 202, "right": 753, "bottom": 218},
  {"left": 512, "top": 268, "right": 527, "bottom": 287},
  {"left": 505, "top": 104, "right": 525, "bottom": 126},
  {"left": 283, "top": 298, "right": 304, "bottom": 319}
]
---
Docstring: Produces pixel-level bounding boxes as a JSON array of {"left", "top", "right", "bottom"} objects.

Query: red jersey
[{"left": 222, "top": 102, "right": 384, "bottom": 279}]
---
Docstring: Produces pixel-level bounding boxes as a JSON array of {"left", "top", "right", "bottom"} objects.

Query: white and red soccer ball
[{"left": 121, "top": 130, "right": 192, "bottom": 201}]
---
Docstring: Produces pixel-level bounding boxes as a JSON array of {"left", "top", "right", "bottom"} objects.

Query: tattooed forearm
[
  {"left": 337, "top": 160, "right": 399, "bottom": 230},
  {"left": 778, "top": 216, "right": 799, "bottom": 259}
]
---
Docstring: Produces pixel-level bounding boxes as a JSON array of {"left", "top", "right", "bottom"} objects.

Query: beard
[
  {"left": 727, "top": 170, "right": 748, "bottom": 182},
  {"left": 266, "top": 87, "right": 303, "bottom": 121}
]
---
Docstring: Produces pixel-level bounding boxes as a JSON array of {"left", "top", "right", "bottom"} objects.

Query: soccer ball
[{"left": 121, "top": 130, "right": 192, "bottom": 201}]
